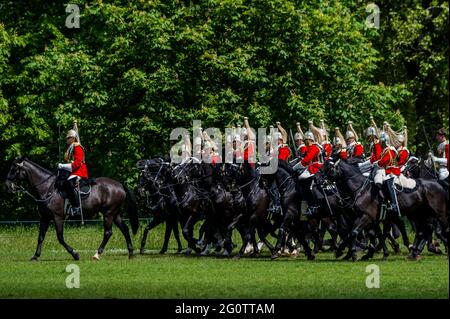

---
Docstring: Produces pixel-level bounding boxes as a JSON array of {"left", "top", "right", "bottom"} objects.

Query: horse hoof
[
  {"left": 233, "top": 254, "right": 241, "bottom": 260},
  {"left": 307, "top": 253, "right": 315, "bottom": 261},
  {"left": 140, "top": 249, "right": 145, "bottom": 255},
  {"left": 30, "top": 256, "right": 38, "bottom": 262},
  {"left": 407, "top": 254, "right": 421, "bottom": 261},
  {"left": 360, "top": 254, "right": 370, "bottom": 261},
  {"left": 382, "top": 254, "right": 389, "bottom": 261},
  {"left": 159, "top": 250, "right": 167, "bottom": 255},
  {"left": 73, "top": 252, "right": 80, "bottom": 261},
  {"left": 351, "top": 253, "right": 358, "bottom": 262},
  {"left": 271, "top": 252, "right": 279, "bottom": 260},
  {"left": 394, "top": 246, "right": 401, "bottom": 255},
  {"left": 128, "top": 254, "right": 135, "bottom": 260},
  {"left": 91, "top": 252, "right": 100, "bottom": 261}
]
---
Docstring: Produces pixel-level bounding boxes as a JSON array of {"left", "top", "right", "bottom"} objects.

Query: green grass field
[{"left": 0, "top": 223, "right": 448, "bottom": 299}]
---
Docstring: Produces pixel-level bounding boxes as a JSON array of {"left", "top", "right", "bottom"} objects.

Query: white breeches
[
  {"left": 439, "top": 168, "right": 449, "bottom": 180},
  {"left": 374, "top": 169, "right": 386, "bottom": 186}
]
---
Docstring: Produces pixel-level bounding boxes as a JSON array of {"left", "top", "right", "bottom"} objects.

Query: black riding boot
[
  {"left": 65, "top": 178, "right": 81, "bottom": 217},
  {"left": 301, "top": 177, "right": 319, "bottom": 217},
  {"left": 385, "top": 177, "right": 400, "bottom": 217}
]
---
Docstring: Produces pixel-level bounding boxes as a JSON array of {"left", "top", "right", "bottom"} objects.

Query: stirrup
[
  {"left": 304, "top": 206, "right": 318, "bottom": 217},
  {"left": 69, "top": 207, "right": 81, "bottom": 217}
]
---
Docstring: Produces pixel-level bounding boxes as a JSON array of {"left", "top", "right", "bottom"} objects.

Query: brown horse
[{"left": 5, "top": 157, "right": 139, "bottom": 261}]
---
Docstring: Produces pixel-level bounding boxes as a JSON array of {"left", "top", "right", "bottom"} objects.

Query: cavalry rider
[
  {"left": 358, "top": 117, "right": 382, "bottom": 175},
  {"left": 242, "top": 117, "right": 256, "bottom": 178},
  {"left": 373, "top": 132, "right": 401, "bottom": 216},
  {"left": 294, "top": 122, "right": 307, "bottom": 159},
  {"left": 319, "top": 120, "right": 332, "bottom": 160},
  {"left": 430, "top": 128, "right": 449, "bottom": 181},
  {"left": 333, "top": 127, "right": 347, "bottom": 160},
  {"left": 396, "top": 128, "right": 410, "bottom": 173},
  {"left": 275, "top": 121, "right": 291, "bottom": 169},
  {"left": 345, "top": 121, "right": 364, "bottom": 162},
  {"left": 293, "top": 128, "right": 324, "bottom": 216},
  {"left": 58, "top": 128, "right": 88, "bottom": 217}
]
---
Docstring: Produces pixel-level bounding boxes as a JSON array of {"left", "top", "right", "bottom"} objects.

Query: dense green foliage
[
  {"left": 0, "top": 224, "right": 448, "bottom": 298},
  {"left": 0, "top": 0, "right": 448, "bottom": 219}
]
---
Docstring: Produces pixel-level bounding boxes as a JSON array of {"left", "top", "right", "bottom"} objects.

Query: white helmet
[
  {"left": 333, "top": 136, "right": 341, "bottom": 145},
  {"left": 366, "top": 127, "right": 377, "bottom": 138},
  {"left": 397, "top": 134, "right": 405, "bottom": 143},
  {"left": 345, "top": 130, "right": 355, "bottom": 140},
  {"left": 294, "top": 132, "right": 303, "bottom": 141},
  {"left": 379, "top": 131, "right": 389, "bottom": 144},
  {"left": 273, "top": 132, "right": 283, "bottom": 141},
  {"left": 304, "top": 131, "right": 315, "bottom": 142},
  {"left": 66, "top": 129, "right": 78, "bottom": 139},
  {"left": 234, "top": 134, "right": 241, "bottom": 142}
]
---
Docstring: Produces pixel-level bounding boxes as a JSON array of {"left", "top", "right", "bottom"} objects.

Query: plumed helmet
[
  {"left": 333, "top": 136, "right": 341, "bottom": 145},
  {"left": 234, "top": 134, "right": 241, "bottom": 142},
  {"left": 265, "top": 135, "right": 272, "bottom": 143},
  {"left": 345, "top": 130, "right": 355, "bottom": 140},
  {"left": 379, "top": 131, "right": 390, "bottom": 144},
  {"left": 66, "top": 129, "right": 78, "bottom": 139},
  {"left": 397, "top": 134, "right": 405, "bottom": 143},
  {"left": 304, "top": 130, "right": 315, "bottom": 142},
  {"left": 366, "top": 127, "right": 377, "bottom": 138},
  {"left": 294, "top": 132, "right": 303, "bottom": 140},
  {"left": 274, "top": 132, "right": 283, "bottom": 141}
]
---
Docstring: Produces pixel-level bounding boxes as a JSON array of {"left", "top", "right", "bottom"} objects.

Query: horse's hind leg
[
  {"left": 54, "top": 217, "right": 80, "bottom": 260},
  {"left": 31, "top": 217, "right": 50, "bottom": 261},
  {"left": 172, "top": 218, "right": 183, "bottom": 253},
  {"left": 114, "top": 215, "right": 135, "bottom": 259},
  {"left": 140, "top": 216, "right": 163, "bottom": 254},
  {"left": 93, "top": 215, "right": 113, "bottom": 261}
]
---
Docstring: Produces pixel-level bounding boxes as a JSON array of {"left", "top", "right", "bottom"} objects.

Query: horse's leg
[
  {"left": 54, "top": 216, "right": 80, "bottom": 260},
  {"left": 322, "top": 217, "right": 338, "bottom": 252},
  {"left": 113, "top": 214, "right": 134, "bottom": 259},
  {"left": 182, "top": 214, "right": 201, "bottom": 254},
  {"left": 140, "top": 215, "right": 164, "bottom": 254},
  {"left": 360, "top": 227, "right": 377, "bottom": 261},
  {"left": 375, "top": 222, "right": 390, "bottom": 259},
  {"left": 346, "top": 214, "right": 372, "bottom": 262},
  {"left": 93, "top": 215, "right": 114, "bottom": 260},
  {"left": 395, "top": 216, "right": 411, "bottom": 251},
  {"left": 234, "top": 224, "right": 253, "bottom": 260},
  {"left": 160, "top": 218, "right": 173, "bottom": 255},
  {"left": 172, "top": 218, "right": 183, "bottom": 253},
  {"left": 222, "top": 214, "right": 243, "bottom": 256},
  {"left": 30, "top": 217, "right": 50, "bottom": 261},
  {"left": 295, "top": 220, "right": 315, "bottom": 260}
]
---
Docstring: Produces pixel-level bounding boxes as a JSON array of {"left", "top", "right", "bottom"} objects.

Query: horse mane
[{"left": 22, "top": 157, "right": 54, "bottom": 175}]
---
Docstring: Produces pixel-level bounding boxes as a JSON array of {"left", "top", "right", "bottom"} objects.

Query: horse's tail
[{"left": 125, "top": 187, "right": 139, "bottom": 235}]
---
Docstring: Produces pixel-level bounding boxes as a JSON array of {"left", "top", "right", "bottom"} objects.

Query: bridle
[{"left": 7, "top": 160, "right": 57, "bottom": 203}]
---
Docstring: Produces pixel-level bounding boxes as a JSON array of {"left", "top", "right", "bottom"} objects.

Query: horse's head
[
  {"left": 5, "top": 157, "right": 27, "bottom": 193},
  {"left": 136, "top": 157, "right": 169, "bottom": 195},
  {"left": 318, "top": 159, "right": 341, "bottom": 183},
  {"left": 222, "top": 163, "right": 241, "bottom": 189}
]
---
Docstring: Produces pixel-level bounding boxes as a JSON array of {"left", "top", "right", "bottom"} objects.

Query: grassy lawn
[{"left": 0, "top": 223, "right": 448, "bottom": 299}]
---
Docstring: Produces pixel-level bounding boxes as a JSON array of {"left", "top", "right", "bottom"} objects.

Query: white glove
[
  {"left": 433, "top": 156, "right": 448, "bottom": 166},
  {"left": 58, "top": 163, "right": 72, "bottom": 171}
]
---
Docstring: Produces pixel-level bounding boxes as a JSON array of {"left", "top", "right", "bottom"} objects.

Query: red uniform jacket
[
  {"left": 278, "top": 145, "right": 291, "bottom": 161},
  {"left": 69, "top": 144, "right": 88, "bottom": 178},
  {"left": 378, "top": 147, "right": 400, "bottom": 176},
  {"left": 340, "top": 149, "right": 347, "bottom": 160},
  {"left": 301, "top": 144, "right": 323, "bottom": 174},
  {"left": 347, "top": 142, "right": 364, "bottom": 158},
  {"left": 243, "top": 141, "right": 255, "bottom": 168},
  {"left": 298, "top": 144, "right": 307, "bottom": 158},
  {"left": 211, "top": 154, "right": 221, "bottom": 166},
  {"left": 323, "top": 143, "right": 332, "bottom": 160},
  {"left": 397, "top": 147, "right": 409, "bottom": 168},
  {"left": 369, "top": 141, "right": 382, "bottom": 164}
]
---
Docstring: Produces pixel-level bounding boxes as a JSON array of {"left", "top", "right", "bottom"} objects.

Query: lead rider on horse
[{"left": 58, "top": 129, "right": 89, "bottom": 217}]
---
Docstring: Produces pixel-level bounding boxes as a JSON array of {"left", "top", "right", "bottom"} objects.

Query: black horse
[
  {"left": 136, "top": 158, "right": 183, "bottom": 254},
  {"left": 320, "top": 159, "right": 448, "bottom": 261},
  {"left": 261, "top": 164, "right": 315, "bottom": 260},
  {"left": 5, "top": 157, "right": 139, "bottom": 261}
]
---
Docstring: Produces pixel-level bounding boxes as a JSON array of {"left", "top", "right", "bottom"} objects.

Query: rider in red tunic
[{"left": 58, "top": 129, "right": 88, "bottom": 216}]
